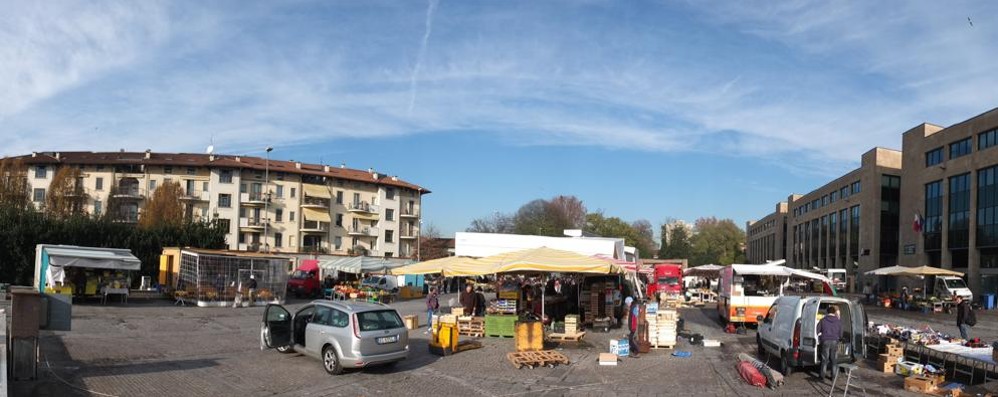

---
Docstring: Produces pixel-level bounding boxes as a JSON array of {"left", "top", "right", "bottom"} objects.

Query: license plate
[{"left": 376, "top": 335, "right": 398, "bottom": 345}]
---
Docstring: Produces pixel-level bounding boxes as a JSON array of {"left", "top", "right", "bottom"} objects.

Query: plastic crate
[{"left": 485, "top": 314, "right": 517, "bottom": 337}]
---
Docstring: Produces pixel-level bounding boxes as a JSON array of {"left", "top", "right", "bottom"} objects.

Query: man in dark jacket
[
  {"left": 460, "top": 284, "right": 476, "bottom": 316},
  {"left": 817, "top": 306, "right": 843, "bottom": 380},
  {"left": 956, "top": 295, "right": 972, "bottom": 339}
]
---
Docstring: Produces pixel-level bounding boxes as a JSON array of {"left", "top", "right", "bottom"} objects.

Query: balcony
[
  {"left": 301, "top": 197, "right": 330, "bottom": 209},
  {"left": 239, "top": 217, "right": 268, "bottom": 230},
  {"left": 239, "top": 242, "right": 263, "bottom": 252},
  {"left": 400, "top": 208, "right": 419, "bottom": 218},
  {"left": 400, "top": 231, "right": 417, "bottom": 239},
  {"left": 180, "top": 190, "right": 209, "bottom": 202},
  {"left": 302, "top": 245, "right": 328, "bottom": 254},
  {"left": 300, "top": 220, "right": 331, "bottom": 233},
  {"left": 113, "top": 215, "right": 139, "bottom": 224},
  {"left": 348, "top": 226, "right": 379, "bottom": 237},
  {"left": 112, "top": 188, "right": 145, "bottom": 200},
  {"left": 347, "top": 202, "right": 380, "bottom": 214},
  {"left": 240, "top": 192, "right": 271, "bottom": 206}
]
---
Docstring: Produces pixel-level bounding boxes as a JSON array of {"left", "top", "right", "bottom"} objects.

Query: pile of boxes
[
  {"left": 877, "top": 341, "right": 903, "bottom": 373},
  {"left": 564, "top": 315, "right": 579, "bottom": 335},
  {"left": 646, "top": 305, "right": 678, "bottom": 348},
  {"left": 609, "top": 338, "right": 630, "bottom": 357}
]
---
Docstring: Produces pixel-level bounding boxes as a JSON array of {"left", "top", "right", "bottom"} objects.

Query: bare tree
[
  {"left": 467, "top": 211, "right": 515, "bottom": 234},
  {"left": 139, "top": 180, "right": 184, "bottom": 228},
  {"left": 0, "top": 158, "right": 31, "bottom": 210},
  {"left": 46, "top": 167, "right": 89, "bottom": 218},
  {"left": 418, "top": 223, "right": 451, "bottom": 260},
  {"left": 549, "top": 195, "right": 587, "bottom": 229}
]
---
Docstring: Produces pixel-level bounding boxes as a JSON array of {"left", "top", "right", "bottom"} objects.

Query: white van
[
  {"left": 360, "top": 275, "right": 399, "bottom": 292},
  {"left": 756, "top": 296, "right": 867, "bottom": 375},
  {"left": 934, "top": 276, "right": 972, "bottom": 301}
]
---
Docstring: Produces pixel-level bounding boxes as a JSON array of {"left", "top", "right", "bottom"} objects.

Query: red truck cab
[
  {"left": 287, "top": 260, "right": 321, "bottom": 298},
  {"left": 646, "top": 264, "right": 683, "bottom": 299}
]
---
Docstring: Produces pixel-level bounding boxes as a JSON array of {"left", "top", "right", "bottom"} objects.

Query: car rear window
[{"left": 357, "top": 310, "right": 404, "bottom": 331}]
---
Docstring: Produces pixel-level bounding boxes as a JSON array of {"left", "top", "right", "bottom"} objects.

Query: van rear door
[
  {"left": 799, "top": 298, "right": 820, "bottom": 363},
  {"left": 850, "top": 301, "right": 867, "bottom": 359}
]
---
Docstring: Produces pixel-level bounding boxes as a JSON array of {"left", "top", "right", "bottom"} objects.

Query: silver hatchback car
[{"left": 260, "top": 300, "right": 409, "bottom": 374}]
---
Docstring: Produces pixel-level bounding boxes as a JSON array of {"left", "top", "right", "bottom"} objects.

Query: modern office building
[
  {"left": 898, "top": 108, "right": 998, "bottom": 295},
  {"left": 745, "top": 202, "right": 787, "bottom": 264},
  {"left": 12, "top": 151, "right": 428, "bottom": 258}
]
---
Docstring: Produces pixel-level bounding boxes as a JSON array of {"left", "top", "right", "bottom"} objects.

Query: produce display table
[
  {"left": 485, "top": 314, "right": 516, "bottom": 338},
  {"left": 101, "top": 287, "right": 128, "bottom": 305}
]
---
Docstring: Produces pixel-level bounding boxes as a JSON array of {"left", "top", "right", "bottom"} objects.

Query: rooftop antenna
[{"left": 206, "top": 135, "right": 215, "bottom": 154}]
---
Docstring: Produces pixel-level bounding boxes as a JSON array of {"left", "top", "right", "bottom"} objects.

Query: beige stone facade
[
  {"left": 17, "top": 151, "right": 428, "bottom": 258},
  {"left": 745, "top": 202, "right": 787, "bottom": 264},
  {"left": 898, "top": 108, "right": 998, "bottom": 296}
]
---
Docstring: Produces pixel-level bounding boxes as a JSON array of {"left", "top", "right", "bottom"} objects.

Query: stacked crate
[
  {"left": 647, "top": 306, "right": 678, "bottom": 348},
  {"left": 878, "top": 341, "right": 903, "bottom": 373},
  {"left": 564, "top": 315, "right": 579, "bottom": 335}
]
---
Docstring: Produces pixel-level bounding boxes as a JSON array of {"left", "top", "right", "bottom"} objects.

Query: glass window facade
[
  {"left": 950, "top": 137, "right": 972, "bottom": 159},
  {"left": 978, "top": 166, "right": 998, "bottom": 248},
  {"left": 880, "top": 175, "right": 900, "bottom": 267},
  {"left": 924, "top": 180, "right": 943, "bottom": 251},
  {"left": 926, "top": 147, "right": 944, "bottom": 167},
  {"left": 948, "top": 173, "right": 970, "bottom": 249},
  {"left": 980, "top": 128, "right": 998, "bottom": 151},
  {"left": 829, "top": 212, "right": 837, "bottom": 266},
  {"left": 839, "top": 208, "right": 848, "bottom": 266},
  {"left": 849, "top": 206, "right": 860, "bottom": 264},
  {"left": 851, "top": 181, "right": 861, "bottom": 195},
  {"left": 820, "top": 215, "right": 828, "bottom": 265}
]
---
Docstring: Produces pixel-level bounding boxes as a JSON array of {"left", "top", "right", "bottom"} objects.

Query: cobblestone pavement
[{"left": 10, "top": 294, "right": 998, "bottom": 396}]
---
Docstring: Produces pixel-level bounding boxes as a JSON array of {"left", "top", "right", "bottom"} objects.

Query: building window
[
  {"left": 275, "top": 208, "right": 283, "bottom": 222},
  {"left": 336, "top": 191, "right": 343, "bottom": 204},
  {"left": 95, "top": 177, "right": 103, "bottom": 191},
  {"left": 96, "top": 165, "right": 104, "bottom": 171},
  {"left": 238, "top": 232, "right": 245, "bottom": 244},
  {"left": 34, "top": 166, "right": 46, "bottom": 179},
  {"left": 851, "top": 181, "right": 861, "bottom": 195},
  {"left": 386, "top": 209, "right": 394, "bottom": 221},
  {"left": 239, "top": 207, "right": 246, "bottom": 218},
  {"left": 385, "top": 230, "right": 394, "bottom": 243},
  {"left": 830, "top": 190, "right": 838, "bottom": 203},
  {"left": 240, "top": 183, "right": 247, "bottom": 193},
  {"left": 94, "top": 200, "right": 102, "bottom": 216},
  {"left": 841, "top": 186, "right": 849, "bottom": 198},
  {"left": 290, "top": 211, "right": 295, "bottom": 222},
  {"left": 219, "top": 194, "right": 232, "bottom": 208},
  {"left": 203, "top": 181, "right": 209, "bottom": 192},
  {"left": 290, "top": 187, "right": 296, "bottom": 198},
  {"left": 219, "top": 170, "right": 233, "bottom": 183},
  {"left": 980, "top": 128, "right": 998, "bottom": 151},
  {"left": 924, "top": 180, "right": 943, "bottom": 251},
  {"left": 925, "top": 147, "right": 944, "bottom": 167},
  {"left": 950, "top": 138, "right": 972, "bottom": 160},
  {"left": 149, "top": 180, "right": 157, "bottom": 191},
  {"left": 850, "top": 206, "right": 860, "bottom": 261},
  {"left": 187, "top": 167, "right": 196, "bottom": 175},
  {"left": 839, "top": 208, "right": 848, "bottom": 266},
  {"left": 164, "top": 166, "right": 173, "bottom": 174},
  {"left": 880, "top": 175, "right": 901, "bottom": 266},
  {"left": 335, "top": 213, "right": 343, "bottom": 227},
  {"left": 276, "top": 172, "right": 285, "bottom": 181},
  {"left": 822, "top": 195, "right": 829, "bottom": 206},
  {"left": 275, "top": 185, "right": 283, "bottom": 198},
  {"left": 949, "top": 173, "right": 971, "bottom": 249},
  {"left": 217, "top": 218, "right": 230, "bottom": 231},
  {"left": 387, "top": 188, "right": 396, "bottom": 200},
  {"left": 978, "top": 166, "right": 998, "bottom": 248},
  {"left": 275, "top": 232, "right": 283, "bottom": 248},
  {"left": 334, "top": 236, "right": 342, "bottom": 250}
]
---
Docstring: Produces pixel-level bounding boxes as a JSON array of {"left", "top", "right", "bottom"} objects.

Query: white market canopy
[
  {"left": 318, "top": 256, "right": 411, "bottom": 274},
  {"left": 684, "top": 264, "right": 723, "bottom": 277},
  {"left": 35, "top": 244, "right": 141, "bottom": 292},
  {"left": 865, "top": 265, "right": 964, "bottom": 277}
]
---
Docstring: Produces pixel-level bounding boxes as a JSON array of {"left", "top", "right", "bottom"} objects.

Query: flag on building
[{"left": 913, "top": 213, "right": 923, "bottom": 233}]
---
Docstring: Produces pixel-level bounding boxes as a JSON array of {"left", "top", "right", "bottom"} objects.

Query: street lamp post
[{"left": 264, "top": 146, "right": 273, "bottom": 253}]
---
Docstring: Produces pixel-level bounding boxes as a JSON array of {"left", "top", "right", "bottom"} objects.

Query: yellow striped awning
[
  {"left": 352, "top": 213, "right": 380, "bottom": 221},
  {"left": 302, "top": 207, "right": 331, "bottom": 222},
  {"left": 302, "top": 183, "right": 331, "bottom": 199}
]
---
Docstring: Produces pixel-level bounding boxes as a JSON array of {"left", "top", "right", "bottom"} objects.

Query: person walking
[
  {"left": 425, "top": 287, "right": 440, "bottom": 334},
  {"left": 625, "top": 296, "right": 640, "bottom": 358},
  {"left": 246, "top": 275, "right": 258, "bottom": 306},
  {"left": 817, "top": 306, "right": 843, "bottom": 380},
  {"left": 956, "top": 295, "right": 975, "bottom": 340}
]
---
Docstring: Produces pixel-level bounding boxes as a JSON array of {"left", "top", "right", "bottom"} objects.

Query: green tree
[
  {"left": 689, "top": 217, "right": 746, "bottom": 266},
  {"left": 584, "top": 212, "right": 655, "bottom": 258},
  {"left": 513, "top": 199, "right": 571, "bottom": 237},
  {"left": 659, "top": 222, "right": 692, "bottom": 260}
]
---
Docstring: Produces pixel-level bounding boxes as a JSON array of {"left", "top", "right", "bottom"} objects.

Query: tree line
[
  {"left": 467, "top": 195, "right": 745, "bottom": 265},
  {"left": 0, "top": 158, "right": 227, "bottom": 285}
]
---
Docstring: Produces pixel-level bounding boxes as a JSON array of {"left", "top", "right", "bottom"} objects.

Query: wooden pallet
[
  {"left": 547, "top": 332, "right": 586, "bottom": 342},
  {"left": 507, "top": 350, "right": 570, "bottom": 369},
  {"left": 650, "top": 342, "right": 676, "bottom": 350}
]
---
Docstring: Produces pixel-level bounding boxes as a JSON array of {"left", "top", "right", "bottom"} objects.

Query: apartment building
[
  {"left": 745, "top": 202, "right": 787, "bottom": 264},
  {"left": 14, "top": 151, "right": 429, "bottom": 258},
  {"left": 898, "top": 108, "right": 998, "bottom": 295},
  {"left": 782, "top": 148, "right": 903, "bottom": 290}
]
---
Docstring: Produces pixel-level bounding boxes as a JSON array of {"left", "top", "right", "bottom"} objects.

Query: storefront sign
[{"left": 903, "top": 244, "right": 916, "bottom": 255}]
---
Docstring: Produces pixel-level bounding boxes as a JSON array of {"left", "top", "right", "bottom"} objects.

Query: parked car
[
  {"left": 361, "top": 275, "right": 400, "bottom": 292},
  {"left": 260, "top": 300, "right": 409, "bottom": 374},
  {"left": 755, "top": 295, "right": 867, "bottom": 375}
]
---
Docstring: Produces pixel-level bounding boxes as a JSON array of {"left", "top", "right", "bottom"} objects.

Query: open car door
[
  {"left": 851, "top": 301, "right": 867, "bottom": 359},
  {"left": 261, "top": 304, "right": 292, "bottom": 350},
  {"left": 799, "top": 298, "right": 820, "bottom": 362}
]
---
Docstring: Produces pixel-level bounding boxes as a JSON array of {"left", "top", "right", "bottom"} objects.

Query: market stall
[
  {"left": 33, "top": 244, "right": 141, "bottom": 304},
  {"left": 319, "top": 256, "right": 412, "bottom": 302},
  {"left": 865, "top": 265, "right": 965, "bottom": 310},
  {"left": 174, "top": 249, "right": 289, "bottom": 307}
]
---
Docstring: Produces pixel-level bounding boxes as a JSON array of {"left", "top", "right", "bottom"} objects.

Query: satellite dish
[{"left": 206, "top": 145, "right": 214, "bottom": 154}]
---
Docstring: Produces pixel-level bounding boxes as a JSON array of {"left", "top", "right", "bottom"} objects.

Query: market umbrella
[
  {"left": 865, "top": 265, "right": 964, "bottom": 298},
  {"left": 864, "top": 265, "right": 913, "bottom": 276},
  {"left": 389, "top": 256, "right": 490, "bottom": 277}
]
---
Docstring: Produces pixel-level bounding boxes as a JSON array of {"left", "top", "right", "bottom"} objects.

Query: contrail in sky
[{"left": 408, "top": 0, "right": 438, "bottom": 114}]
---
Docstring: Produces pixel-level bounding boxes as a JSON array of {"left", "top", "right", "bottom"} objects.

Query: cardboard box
[
  {"left": 610, "top": 339, "right": 630, "bottom": 357},
  {"left": 896, "top": 361, "right": 924, "bottom": 377},
  {"left": 886, "top": 345, "right": 903, "bottom": 356},
  {"left": 451, "top": 308, "right": 465, "bottom": 316},
  {"left": 878, "top": 353, "right": 900, "bottom": 363},
  {"left": 598, "top": 353, "right": 618, "bottom": 366},
  {"left": 403, "top": 315, "right": 419, "bottom": 330},
  {"left": 904, "top": 376, "right": 936, "bottom": 394},
  {"left": 877, "top": 361, "right": 896, "bottom": 373}
]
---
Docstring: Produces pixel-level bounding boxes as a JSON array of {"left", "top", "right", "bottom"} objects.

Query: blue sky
[{"left": 3, "top": 1, "right": 998, "bottom": 236}]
